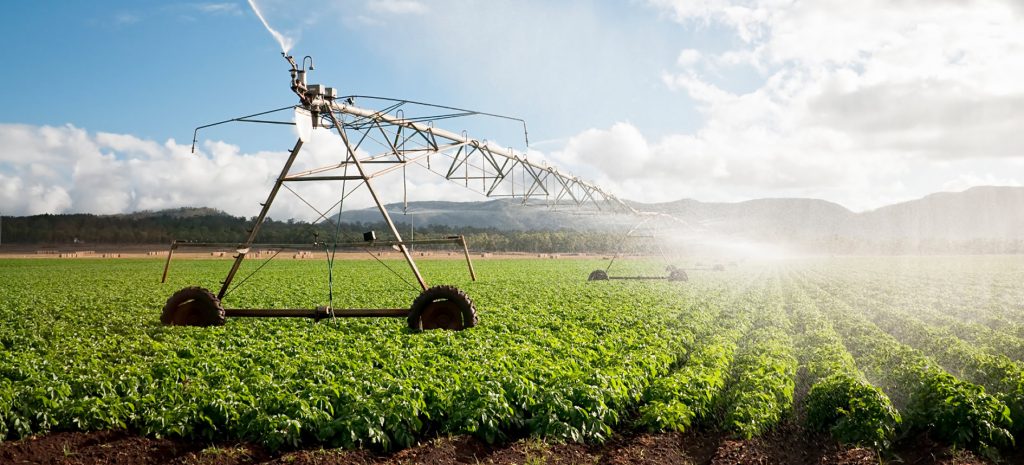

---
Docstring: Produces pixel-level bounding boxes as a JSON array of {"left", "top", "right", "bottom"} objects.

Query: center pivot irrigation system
[
  {"left": 585, "top": 213, "right": 717, "bottom": 282},
  {"left": 161, "top": 53, "right": 637, "bottom": 331}
]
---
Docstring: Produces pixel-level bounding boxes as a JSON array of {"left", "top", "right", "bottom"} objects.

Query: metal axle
[
  {"left": 224, "top": 307, "right": 407, "bottom": 320},
  {"left": 607, "top": 276, "right": 674, "bottom": 280}
]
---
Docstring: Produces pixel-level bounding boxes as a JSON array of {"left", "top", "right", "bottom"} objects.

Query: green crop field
[{"left": 1, "top": 257, "right": 1023, "bottom": 456}]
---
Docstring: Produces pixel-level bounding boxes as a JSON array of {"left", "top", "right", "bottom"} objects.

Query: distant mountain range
[
  {"left": 341, "top": 186, "right": 1024, "bottom": 245},
  {"left": 3, "top": 186, "right": 1021, "bottom": 254},
  {"left": 853, "top": 187, "right": 1024, "bottom": 241}
]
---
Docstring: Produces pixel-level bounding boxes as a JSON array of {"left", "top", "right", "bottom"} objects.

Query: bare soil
[{"left": 1, "top": 428, "right": 1012, "bottom": 465}]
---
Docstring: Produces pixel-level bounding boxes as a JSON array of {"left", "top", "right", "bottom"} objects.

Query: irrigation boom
[{"left": 161, "top": 53, "right": 642, "bottom": 331}]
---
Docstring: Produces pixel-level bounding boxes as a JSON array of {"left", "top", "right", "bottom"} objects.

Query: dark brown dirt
[
  {"left": 0, "top": 430, "right": 212, "bottom": 465},
  {"left": 0, "top": 428, "right": 1013, "bottom": 465},
  {"left": 599, "top": 432, "right": 692, "bottom": 464}
]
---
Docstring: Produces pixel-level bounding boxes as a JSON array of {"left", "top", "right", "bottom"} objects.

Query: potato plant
[
  {"left": 0, "top": 256, "right": 1022, "bottom": 456},
  {"left": 717, "top": 284, "right": 798, "bottom": 438},
  {"left": 806, "top": 282, "right": 1014, "bottom": 453},
  {"left": 785, "top": 288, "right": 900, "bottom": 449}
]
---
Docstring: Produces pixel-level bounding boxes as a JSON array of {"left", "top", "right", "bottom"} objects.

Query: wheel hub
[{"left": 420, "top": 300, "right": 464, "bottom": 330}]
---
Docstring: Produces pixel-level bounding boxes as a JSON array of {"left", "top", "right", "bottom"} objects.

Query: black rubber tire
[
  {"left": 408, "top": 285, "right": 477, "bottom": 331},
  {"left": 161, "top": 286, "right": 226, "bottom": 326},
  {"left": 588, "top": 269, "right": 609, "bottom": 281},
  {"left": 668, "top": 269, "right": 689, "bottom": 282}
]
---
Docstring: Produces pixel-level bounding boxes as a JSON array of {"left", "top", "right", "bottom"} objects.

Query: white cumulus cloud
[
  {"left": 676, "top": 48, "right": 702, "bottom": 67},
  {"left": 0, "top": 123, "right": 518, "bottom": 219},
  {"left": 367, "top": 0, "right": 428, "bottom": 15},
  {"left": 5, "top": 1, "right": 1024, "bottom": 216},
  {"left": 536, "top": 0, "right": 1024, "bottom": 210}
]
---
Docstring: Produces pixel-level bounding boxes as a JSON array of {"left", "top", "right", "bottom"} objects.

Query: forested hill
[
  {"left": 0, "top": 208, "right": 623, "bottom": 253},
  {"left": 337, "top": 186, "right": 1024, "bottom": 253},
  {"left": 2, "top": 186, "right": 1023, "bottom": 254}
]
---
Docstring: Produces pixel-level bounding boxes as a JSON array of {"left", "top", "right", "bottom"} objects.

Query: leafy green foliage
[
  {"left": 0, "top": 259, "right": 690, "bottom": 450},
  {"left": 833, "top": 276, "right": 1024, "bottom": 438},
  {"left": 806, "top": 280, "right": 1014, "bottom": 452},
  {"left": 787, "top": 288, "right": 900, "bottom": 449},
  {"left": 639, "top": 332, "right": 739, "bottom": 431},
  {"left": 0, "top": 256, "right": 1022, "bottom": 456},
  {"left": 637, "top": 286, "right": 754, "bottom": 432},
  {"left": 806, "top": 374, "right": 900, "bottom": 449},
  {"left": 717, "top": 286, "right": 798, "bottom": 438},
  {"left": 907, "top": 373, "right": 1014, "bottom": 452}
]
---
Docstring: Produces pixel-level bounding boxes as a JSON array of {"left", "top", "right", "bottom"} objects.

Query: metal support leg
[
  {"left": 161, "top": 242, "right": 177, "bottom": 283},
  {"left": 605, "top": 217, "right": 653, "bottom": 274},
  {"left": 460, "top": 235, "right": 477, "bottom": 281},
  {"left": 328, "top": 112, "right": 428, "bottom": 291},
  {"left": 218, "top": 139, "right": 305, "bottom": 299}
]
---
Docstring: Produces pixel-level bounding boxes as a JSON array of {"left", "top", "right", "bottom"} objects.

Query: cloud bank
[
  {"left": 0, "top": 123, "right": 492, "bottom": 219},
  {"left": 564, "top": 0, "right": 1024, "bottom": 209},
  {"left": 4, "top": 1, "right": 1024, "bottom": 217}
]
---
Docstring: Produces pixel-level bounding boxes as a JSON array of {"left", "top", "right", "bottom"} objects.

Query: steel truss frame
[
  {"left": 587, "top": 212, "right": 708, "bottom": 282},
  {"left": 161, "top": 53, "right": 636, "bottom": 328}
]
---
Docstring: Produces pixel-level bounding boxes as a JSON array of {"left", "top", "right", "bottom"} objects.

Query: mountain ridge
[
  {"left": 4, "top": 186, "right": 1021, "bottom": 253},
  {"left": 336, "top": 186, "right": 1024, "bottom": 242}
]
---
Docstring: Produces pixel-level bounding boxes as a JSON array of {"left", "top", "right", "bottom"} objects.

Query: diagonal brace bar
[{"left": 218, "top": 139, "right": 305, "bottom": 299}]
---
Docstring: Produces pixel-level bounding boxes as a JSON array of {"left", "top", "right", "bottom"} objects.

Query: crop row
[
  {"left": 2, "top": 257, "right": 1022, "bottom": 455},
  {"left": 716, "top": 281, "right": 797, "bottom": 438},
  {"left": 837, "top": 269, "right": 1024, "bottom": 363},
  {"left": 802, "top": 277, "right": 1014, "bottom": 453},
  {"left": 783, "top": 283, "right": 899, "bottom": 449},
  {"left": 0, "top": 259, "right": 718, "bottom": 449},
  {"left": 637, "top": 282, "right": 756, "bottom": 432},
  {"left": 640, "top": 275, "right": 800, "bottom": 439},
  {"left": 817, "top": 258, "right": 1024, "bottom": 337},
  {"left": 815, "top": 276, "right": 1024, "bottom": 437}
]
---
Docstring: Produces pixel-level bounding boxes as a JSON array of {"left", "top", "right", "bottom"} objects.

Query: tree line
[
  {"left": 0, "top": 210, "right": 626, "bottom": 254},
  {"left": 3, "top": 209, "right": 1022, "bottom": 255}
]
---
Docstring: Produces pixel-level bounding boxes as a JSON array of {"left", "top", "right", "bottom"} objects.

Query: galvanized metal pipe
[
  {"left": 608, "top": 276, "right": 669, "bottom": 280},
  {"left": 224, "top": 308, "right": 408, "bottom": 318},
  {"left": 324, "top": 100, "right": 635, "bottom": 214}
]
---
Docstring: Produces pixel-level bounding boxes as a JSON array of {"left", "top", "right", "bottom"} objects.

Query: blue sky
[
  {"left": 1, "top": 0, "right": 1023, "bottom": 218},
  {"left": 0, "top": 1, "right": 723, "bottom": 149}
]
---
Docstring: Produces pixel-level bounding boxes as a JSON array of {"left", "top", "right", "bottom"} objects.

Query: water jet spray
[{"left": 247, "top": 0, "right": 294, "bottom": 53}]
